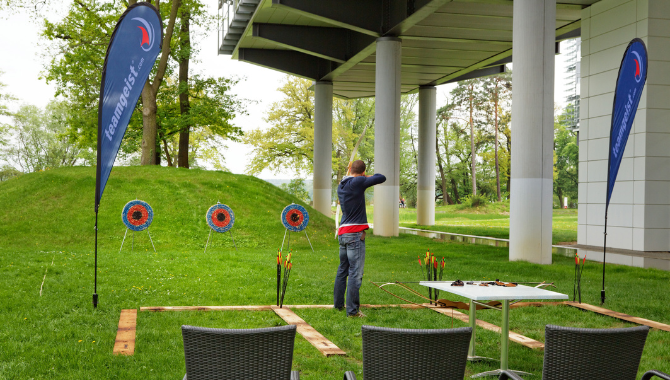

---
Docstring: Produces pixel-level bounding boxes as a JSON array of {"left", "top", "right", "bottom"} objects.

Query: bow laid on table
[{"left": 334, "top": 123, "right": 371, "bottom": 237}]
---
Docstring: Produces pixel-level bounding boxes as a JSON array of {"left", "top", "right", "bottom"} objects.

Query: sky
[{"left": 0, "top": 3, "right": 571, "bottom": 180}]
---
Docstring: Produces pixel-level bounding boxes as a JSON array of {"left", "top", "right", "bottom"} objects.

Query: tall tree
[
  {"left": 481, "top": 72, "right": 512, "bottom": 202},
  {"left": 244, "top": 77, "right": 315, "bottom": 175},
  {"left": 332, "top": 97, "right": 375, "bottom": 183},
  {"left": 139, "top": 0, "right": 181, "bottom": 165},
  {"left": 399, "top": 94, "right": 419, "bottom": 206},
  {"left": 451, "top": 79, "right": 486, "bottom": 196},
  {"left": 0, "top": 70, "right": 15, "bottom": 148},
  {"left": 245, "top": 76, "right": 376, "bottom": 178},
  {"left": 41, "top": 0, "right": 182, "bottom": 165},
  {"left": 155, "top": 75, "right": 244, "bottom": 167},
  {"left": 1, "top": 101, "right": 81, "bottom": 172},
  {"left": 554, "top": 106, "right": 579, "bottom": 207}
]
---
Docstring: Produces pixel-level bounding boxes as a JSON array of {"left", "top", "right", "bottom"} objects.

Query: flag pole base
[
  {"left": 601, "top": 290, "right": 606, "bottom": 305},
  {"left": 93, "top": 293, "right": 99, "bottom": 308}
]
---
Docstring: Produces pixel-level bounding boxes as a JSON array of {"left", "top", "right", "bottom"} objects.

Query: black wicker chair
[
  {"left": 181, "top": 324, "right": 299, "bottom": 380},
  {"left": 642, "top": 370, "right": 670, "bottom": 380},
  {"left": 499, "top": 324, "right": 650, "bottom": 380},
  {"left": 344, "top": 325, "right": 472, "bottom": 380}
]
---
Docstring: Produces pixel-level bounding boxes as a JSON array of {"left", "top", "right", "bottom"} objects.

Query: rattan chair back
[
  {"left": 182, "top": 324, "right": 296, "bottom": 380},
  {"left": 542, "top": 324, "right": 649, "bottom": 380},
  {"left": 361, "top": 325, "right": 472, "bottom": 380}
]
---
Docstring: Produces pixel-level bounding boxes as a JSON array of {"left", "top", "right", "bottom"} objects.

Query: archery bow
[{"left": 334, "top": 123, "right": 371, "bottom": 237}]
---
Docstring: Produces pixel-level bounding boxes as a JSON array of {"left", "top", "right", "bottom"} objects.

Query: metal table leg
[
  {"left": 471, "top": 300, "right": 531, "bottom": 378},
  {"left": 468, "top": 301, "right": 495, "bottom": 362}
]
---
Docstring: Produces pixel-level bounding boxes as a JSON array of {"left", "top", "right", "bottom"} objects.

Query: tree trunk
[
  {"left": 140, "top": 81, "right": 157, "bottom": 165},
  {"left": 451, "top": 177, "right": 460, "bottom": 204},
  {"left": 162, "top": 137, "right": 173, "bottom": 167},
  {"left": 177, "top": 9, "right": 191, "bottom": 168},
  {"left": 436, "top": 128, "right": 451, "bottom": 205},
  {"left": 469, "top": 84, "right": 477, "bottom": 196},
  {"left": 557, "top": 187, "right": 564, "bottom": 208},
  {"left": 139, "top": 0, "right": 181, "bottom": 165},
  {"left": 494, "top": 82, "right": 501, "bottom": 202}
]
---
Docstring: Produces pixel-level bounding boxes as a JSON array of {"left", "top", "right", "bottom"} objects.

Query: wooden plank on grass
[
  {"left": 271, "top": 306, "right": 346, "bottom": 357},
  {"left": 113, "top": 309, "right": 137, "bottom": 355},
  {"left": 565, "top": 301, "right": 670, "bottom": 332},
  {"left": 140, "top": 305, "right": 273, "bottom": 312},
  {"left": 428, "top": 305, "right": 545, "bottom": 350},
  {"left": 511, "top": 301, "right": 565, "bottom": 309},
  {"left": 140, "top": 304, "right": 423, "bottom": 312}
]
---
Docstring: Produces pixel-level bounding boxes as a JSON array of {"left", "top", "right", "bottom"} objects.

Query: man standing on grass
[{"left": 334, "top": 160, "right": 386, "bottom": 317}]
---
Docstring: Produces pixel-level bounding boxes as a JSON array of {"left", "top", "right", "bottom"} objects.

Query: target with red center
[
  {"left": 206, "top": 203, "right": 235, "bottom": 233},
  {"left": 281, "top": 204, "right": 309, "bottom": 232},
  {"left": 122, "top": 200, "right": 153, "bottom": 231}
]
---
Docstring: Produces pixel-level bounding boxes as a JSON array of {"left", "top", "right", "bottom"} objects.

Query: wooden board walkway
[
  {"left": 565, "top": 301, "right": 670, "bottom": 332},
  {"left": 271, "top": 306, "right": 346, "bottom": 357},
  {"left": 427, "top": 304, "right": 545, "bottom": 350},
  {"left": 113, "top": 309, "right": 137, "bottom": 355},
  {"left": 140, "top": 304, "right": 423, "bottom": 312}
]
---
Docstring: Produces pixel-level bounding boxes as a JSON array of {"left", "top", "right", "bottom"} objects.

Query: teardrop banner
[
  {"left": 204, "top": 203, "right": 237, "bottom": 252},
  {"left": 119, "top": 200, "right": 156, "bottom": 254},
  {"left": 601, "top": 38, "right": 648, "bottom": 306},
  {"left": 280, "top": 204, "right": 314, "bottom": 252},
  {"left": 93, "top": 2, "right": 163, "bottom": 308},
  {"left": 206, "top": 203, "right": 235, "bottom": 233}
]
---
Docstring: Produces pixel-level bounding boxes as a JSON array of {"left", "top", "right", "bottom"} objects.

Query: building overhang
[{"left": 219, "top": 0, "right": 599, "bottom": 99}]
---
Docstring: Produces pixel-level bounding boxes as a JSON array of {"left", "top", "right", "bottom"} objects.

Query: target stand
[
  {"left": 119, "top": 200, "right": 156, "bottom": 253},
  {"left": 280, "top": 204, "right": 314, "bottom": 252},
  {"left": 204, "top": 203, "right": 237, "bottom": 252}
]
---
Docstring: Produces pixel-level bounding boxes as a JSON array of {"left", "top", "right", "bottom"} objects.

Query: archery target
[
  {"left": 206, "top": 203, "right": 235, "bottom": 233},
  {"left": 122, "top": 200, "right": 154, "bottom": 231},
  {"left": 281, "top": 204, "right": 309, "bottom": 232}
]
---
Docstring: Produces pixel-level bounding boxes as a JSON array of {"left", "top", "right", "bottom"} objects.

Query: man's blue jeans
[{"left": 334, "top": 231, "right": 366, "bottom": 316}]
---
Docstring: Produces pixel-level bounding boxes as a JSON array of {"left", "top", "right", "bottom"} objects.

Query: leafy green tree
[
  {"left": 0, "top": 165, "right": 21, "bottom": 181},
  {"left": 245, "top": 76, "right": 376, "bottom": 180},
  {"left": 244, "top": 76, "right": 315, "bottom": 175},
  {"left": 554, "top": 106, "right": 579, "bottom": 207},
  {"left": 42, "top": 0, "right": 181, "bottom": 165},
  {"left": 399, "top": 94, "right": 419, "bottom": 207},
  {"left": 0, "top": 70, "right": 15, "bottom": 147},
  {"left": 332, "top": 97, "right": 375, "bottom": 183},
  {"left": 481, "top": 72, "right": 512, "bottom": 201},
  {"left": 280, "top": 178, "right": 311, "bottom": 203},
  {"left": 155, "top": 75, "right": 244, "bottom": 167},
  {"left": 451, "top": 78, "right": 488, "bottom": 196},
  {"left": 0, "top": 70, "right": 13, "bottom": 118},
  {"left": 1, "top": 101, "right": 82, "bottom": 172}
]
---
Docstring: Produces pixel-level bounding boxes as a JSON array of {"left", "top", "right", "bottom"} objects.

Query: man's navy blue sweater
[{"left": 337, "top": 173, "right": 386, "bottom": 235}]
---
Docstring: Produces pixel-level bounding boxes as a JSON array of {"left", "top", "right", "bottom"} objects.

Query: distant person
[
  {"left": 401, "top": 197, "right": 406, "bottom": 208},
  {"left": 334, "top": 160, "right": 386, "bottom": 317}
]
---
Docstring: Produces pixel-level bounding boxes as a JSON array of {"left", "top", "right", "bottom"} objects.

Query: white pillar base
[
  {"left": 312, "top": 188, "right": 332, "bottom": 216},
  {"left": 509, "top": 178, "right": 553, "bottom": 264},
  {"left": 373, "top": 184, "right": 400, "bottom": 237},
  {"left": 416, "top": 188, "right": 435, "bottom": 225}
]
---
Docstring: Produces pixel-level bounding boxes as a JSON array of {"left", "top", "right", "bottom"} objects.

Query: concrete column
[
  {"left": 313, "top": 81, "right": 333, "bottom": 217},
  {"left": 373, "top": 37, "right": 402, "bottom": 237},
  {"left": 509, "top": 0, "right": 555, "bottom": 264},
  {"left": 417, "top": 85, "right": 436, "bottom": 225}
]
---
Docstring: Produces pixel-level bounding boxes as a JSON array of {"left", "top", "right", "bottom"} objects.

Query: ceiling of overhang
[{"left": 220, "top": 0, "right": 600, "bottom": 99}]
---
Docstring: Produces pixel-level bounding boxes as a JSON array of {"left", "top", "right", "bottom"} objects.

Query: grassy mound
[{"left": 0, "top": 166, "right": 334, "bottom": 251}]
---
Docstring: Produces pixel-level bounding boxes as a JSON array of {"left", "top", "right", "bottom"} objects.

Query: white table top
[{"left": 420, "top": 281, "right": 568, "bottom": 301}]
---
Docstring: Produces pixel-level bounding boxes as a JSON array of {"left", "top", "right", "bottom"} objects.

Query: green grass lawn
[
  {"left": 1, "top": 167, "right": 668, "bottom": 379},
  {"left": 396, "top": 204, "right": 578, "bottom": 244}
]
